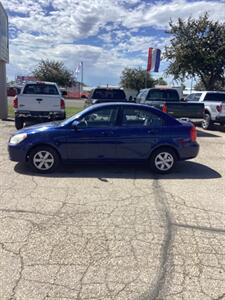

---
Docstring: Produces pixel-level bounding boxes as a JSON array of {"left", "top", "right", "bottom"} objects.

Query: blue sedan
[{"left": 8, "top": 103, "right": 199, "bottom": 174}]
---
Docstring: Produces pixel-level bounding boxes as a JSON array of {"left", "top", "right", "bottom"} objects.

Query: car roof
[{"left": 25, "top": 81, "right": 57, "bottom": 85}]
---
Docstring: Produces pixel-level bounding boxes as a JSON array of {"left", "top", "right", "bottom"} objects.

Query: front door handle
[{"left": 36, "top": 98, "right": 43, "bottom": 101}]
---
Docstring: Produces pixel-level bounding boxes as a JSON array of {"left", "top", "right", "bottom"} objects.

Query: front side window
[
  {"left": 121, "top": 108, "right": 164, "bottom": 127},
  {"left": 79, "top": 107, "right": 118, "bottom": 128}
]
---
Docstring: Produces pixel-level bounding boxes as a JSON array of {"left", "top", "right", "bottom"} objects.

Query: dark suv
[{"left": 85, "top": 88, "right": 127, "bottom": 106}]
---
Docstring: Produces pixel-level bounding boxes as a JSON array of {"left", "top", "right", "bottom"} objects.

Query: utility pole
[
  {"left": 81, "top": 61, "right": 83, "bottom": 93},
  {"left": 0, "top": 3, "right": 9, "bottom": 120}
]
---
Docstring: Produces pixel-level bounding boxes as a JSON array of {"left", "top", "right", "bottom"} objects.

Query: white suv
[{"left": 186, "top": 91, "right": 225, "bottom": 129}]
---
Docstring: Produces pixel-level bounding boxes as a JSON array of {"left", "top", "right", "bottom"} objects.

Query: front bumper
[{"left": 8, "top": 144, "right": 27, "bottom": 163}]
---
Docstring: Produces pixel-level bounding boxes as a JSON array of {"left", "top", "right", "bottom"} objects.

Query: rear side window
[
  {"left": 23, "top": 84, "right": 59, "bottom": 95},
  {"left": 92, "top": 89, "right": 126, "bottom": 100},
  {"left": 146, "top": 89, "right": 179, "bottom": 102},
  {"left": 204, "top": 93, "right": 225, "bottom": 102},
  {"left": 121, "top": 107, "right": 165, "bottom": 127}
]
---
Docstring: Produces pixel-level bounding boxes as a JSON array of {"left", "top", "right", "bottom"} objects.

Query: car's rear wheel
[
  {"left": 202, "top": 113, "right": 212, "bottom": 130},
  {"left": 15, "top": 117, "right": 24, "bottom": 130},
  {"left": 150, "top": 147, "right": 177, "bottom": 174},
  {"left": 29, "top": 146, "right": 60, "bottom": 173}
]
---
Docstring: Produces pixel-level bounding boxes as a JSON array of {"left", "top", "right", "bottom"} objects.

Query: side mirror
[
  {"left": 81, "top": 95, "right": 87, "bottom": 99},
  {"left": 72, "top": 120, "right": 87, "bottom": 129},
  {"left": 62, "top": 90, "right": 67, "bottom": 96},
  {"left": 72, "top": 120, "right": 80, "bottom": 130}
]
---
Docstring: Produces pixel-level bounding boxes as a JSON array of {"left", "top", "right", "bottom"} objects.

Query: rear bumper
[
  {"left": 15, "top": 111, "right": 65, "bottom": 121},
  {"left": 178, "top": 142, "right": 199, "bottom": 160},
  {"left": 215, "top": 115, "right": 225, "bottom": 124}
]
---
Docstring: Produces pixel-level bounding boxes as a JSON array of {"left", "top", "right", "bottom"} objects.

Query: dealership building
[{"left": 0, "top": 2, "right": 9, "bottom": 119}]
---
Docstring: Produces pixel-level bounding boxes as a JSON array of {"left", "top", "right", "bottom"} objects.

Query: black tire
[
  {"left": 28, "top": 146, "right": 60, "bottom": 173},
  {"left": 15, "top": 117, "right": 24, "bottom": 130},
  {"left": 202, "top": 113, "right": 212, "bottom": 130},
  {"left": 149, "top": 147, "right": 177, "bottom": 174}
]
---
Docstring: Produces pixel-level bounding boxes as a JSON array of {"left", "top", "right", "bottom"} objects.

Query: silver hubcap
[
  {"left": 33, "top": 151, "right": 54, "bottom": 170},
  {"left": 155, "top": 152, "right": 174, "bottom": 171},
  {"left": 202, "top": 115, "right": 209, "bottom": 128}
]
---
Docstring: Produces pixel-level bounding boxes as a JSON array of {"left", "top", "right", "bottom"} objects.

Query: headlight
[{"left": 9, "top": 133, "right": 27, "bottom": 145}]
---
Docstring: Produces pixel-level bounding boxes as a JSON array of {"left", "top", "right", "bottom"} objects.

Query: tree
[
  {"left": 194, "top": 78, "right": 225, "bottom": 91},
  {"left": 155, "top": 77, "right": 168, "bottom": 86},
  {"left": 33, "top": 60, "right": 75, "bottom": 87},
  {"left": 164, "top": 14, "right": 225, "bottom": 90},
  {"left": 120, "top": 67, "right": 155, "bottom": 92}
]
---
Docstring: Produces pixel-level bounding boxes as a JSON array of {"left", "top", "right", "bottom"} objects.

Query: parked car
[
  {"left": 85, "top": 88, "right": 127, "bottom": 106},
  {"left": 13, "top": 81, "right": 66, "bottom": 130},
  {"left": 186, "top": 91, "right": 225, "bottom": 129},
  {"left": 136, "top": 88, "right": 204, "bottom": 122},
  {"left": 7, "top": 87, "right": 17, "bottom": 97},
  {"left": 8, "top": 103, "right": 199, "bottom": 174}
]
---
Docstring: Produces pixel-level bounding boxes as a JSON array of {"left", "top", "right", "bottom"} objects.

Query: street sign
[{"left": 0, "top": 2, "right": 9, "bottom": 63}]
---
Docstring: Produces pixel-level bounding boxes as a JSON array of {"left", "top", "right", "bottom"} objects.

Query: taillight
[
  {"left": 162, "top": 103, "right": 167, "bottom": 113},
  {"left": 60, "top": 99, "right": 65, "bottom": 109},
  {"left": 191, "top": 126, "right": 197, "bottom": 142},
  {"left": 13, "top": 96, "right": 18, "bottom": 109},
  {"left": 216, "top": 104, "right": 222, "bottom": 113}
]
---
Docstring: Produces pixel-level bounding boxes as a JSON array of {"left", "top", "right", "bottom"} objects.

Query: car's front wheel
[
  {"left": 150, "top": 148, "right": 177, "bottom": 174},
  {"left": 29, "top": 146, "right": 60, "bottom": 173}
]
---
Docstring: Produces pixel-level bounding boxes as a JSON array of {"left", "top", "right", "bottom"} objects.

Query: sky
[{"left": 2, "top": 0, "right": 225, "bottom": 87}]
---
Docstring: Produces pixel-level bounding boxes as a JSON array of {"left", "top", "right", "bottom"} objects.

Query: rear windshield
[
  {"left": 23, "top": 84, "right": 59, "bottom": 95},
  {"left": 92, "top": 89, "right": 126, "bottom": 100},
  {"left": 146, "top": 89, "right": 179, "bottom": 102},
  {"left": 204, "top": 93, "right": 225, "bottom": 102}
]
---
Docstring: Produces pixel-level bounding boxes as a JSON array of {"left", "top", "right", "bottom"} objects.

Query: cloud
[
  {"left": 2, "top": 0, "right": 225, "bottom": 85},
  {"left": 123, "top": 0, "right": 225, "bottom": 29}
]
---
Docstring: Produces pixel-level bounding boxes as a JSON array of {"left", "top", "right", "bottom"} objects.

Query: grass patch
[
  {"left": 65, "top": 107, "right": 82, "bottom": 117},
  {"left": 8, "top": 104, "right": 82, "bottom": 119}
]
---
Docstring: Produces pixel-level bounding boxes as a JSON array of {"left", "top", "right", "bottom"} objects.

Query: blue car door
[
  {"left": 67, "top": 106, "right": 119, "bottom": 160},
  {"left": 116, "top": 106, "right": 165, "bottom": 160}
]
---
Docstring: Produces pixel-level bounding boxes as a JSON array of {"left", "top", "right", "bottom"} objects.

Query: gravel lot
[{"left": 0, "top": 120, "right": 225, "bottom": 300}]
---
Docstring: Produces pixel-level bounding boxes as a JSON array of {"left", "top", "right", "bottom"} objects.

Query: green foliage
[
  {"left": 165, "top": 14, "right": 225, "bottom": 90},
  {"left": 155, "top": 77, "right": 168, "bottom": 86},
  {"left": 33, "top": 60, "right": 75, "bottom": 87},
  {"left": 194, "top": 79, "right": 225, "bottom": 91},
  {"left": 120, "top": 67, "right": 155, "bottom": 92}
]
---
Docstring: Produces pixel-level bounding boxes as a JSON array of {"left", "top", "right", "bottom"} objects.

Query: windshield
[
  {"left": 23, "top": 84, "right": 59, "bottom": 95},
  {"left": 60, "top": 106, "right": 93, "bottom": 126},
  {"left": 92, "top": 89, "right": 126, "bottom": 100},
  {"left": 146, "top": 89, "right": 180, "bottom": 102}
]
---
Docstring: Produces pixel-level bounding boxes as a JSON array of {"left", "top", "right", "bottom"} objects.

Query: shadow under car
[{"left": 14, "top": 161, "right": 221, "bottom": 180}]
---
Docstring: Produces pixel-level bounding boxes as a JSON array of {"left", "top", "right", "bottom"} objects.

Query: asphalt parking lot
[{"left": 0, "top": 120, "right": 225, "bottom": 300}]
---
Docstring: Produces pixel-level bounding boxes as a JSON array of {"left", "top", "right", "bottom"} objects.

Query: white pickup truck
[
  {"left": 13, "top": 81, "right": 66, "bottom": 129},
  {"left": 186, "top": 91, "right": 225, "bottom": 129}
]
